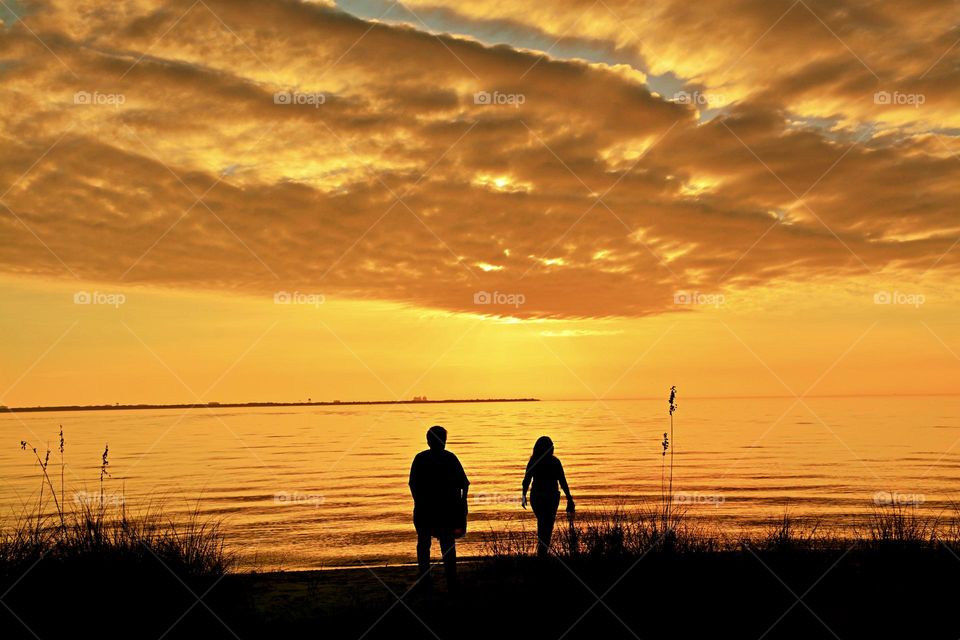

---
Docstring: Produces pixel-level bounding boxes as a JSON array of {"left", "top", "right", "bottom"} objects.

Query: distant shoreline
[{"left": 0, "top": 397, "right": 540, "bottom": 414}]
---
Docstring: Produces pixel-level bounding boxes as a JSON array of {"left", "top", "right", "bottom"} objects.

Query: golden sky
[{"left": 1, "top": 0, "right": 959, "bottom": 405}]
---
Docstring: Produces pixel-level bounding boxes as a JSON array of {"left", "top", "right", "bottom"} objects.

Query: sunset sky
[{"left": 1, "top": 0, "right": 959, "bottom": 405}]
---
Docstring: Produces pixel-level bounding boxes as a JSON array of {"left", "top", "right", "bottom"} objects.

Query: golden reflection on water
[{"left": 2, "top": 396, "right": 959, "bottom": 569}]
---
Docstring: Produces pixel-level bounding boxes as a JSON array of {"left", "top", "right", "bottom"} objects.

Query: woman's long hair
[{"left": 527, "top": 436, "right": 555, "bottom": 473}]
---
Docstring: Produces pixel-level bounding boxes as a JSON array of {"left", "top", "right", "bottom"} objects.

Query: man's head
[{"left": 426, "top": 425, "right": 447, "bottom": 450}]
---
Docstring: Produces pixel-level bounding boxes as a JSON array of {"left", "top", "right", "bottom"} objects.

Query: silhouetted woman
[{"left": 522, "top": 436, "right": 574, "bottom": 558}]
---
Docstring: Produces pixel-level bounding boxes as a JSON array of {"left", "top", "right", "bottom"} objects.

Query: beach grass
[
  {"left": 4, "top": 432, "right": 960, "bottom": 638},
  {"left": 478, "top": 500, "right": 960, "bottom": 561},
  {"left": 1, "top": 435, "right": 235, "bottom": 639},
  {"left": 5, "top": 498, "right": 959, "bottom": 638},
  {"left": 221, "top": 505, "right": 960, "bottom": 639}
]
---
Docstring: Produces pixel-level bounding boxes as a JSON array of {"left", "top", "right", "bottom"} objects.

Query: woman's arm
[{"left": 558, "top": 460, "right": 574, "bottom": 508}]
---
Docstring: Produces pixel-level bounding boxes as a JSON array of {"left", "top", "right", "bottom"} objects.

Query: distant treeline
[{"left": 0, "top": 397, "right": 540, "bottom": 414}]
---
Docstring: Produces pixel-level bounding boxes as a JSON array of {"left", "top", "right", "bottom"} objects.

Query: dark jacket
[{"left": 409, "top": 449, "right": 469, "bottom": 537}]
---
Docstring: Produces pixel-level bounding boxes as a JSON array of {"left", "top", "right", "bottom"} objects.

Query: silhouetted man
[{"left": 409, "top": 425, "right": 469, "bottom": 587}]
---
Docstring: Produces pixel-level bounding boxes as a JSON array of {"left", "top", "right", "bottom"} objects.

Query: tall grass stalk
[
  {"left": 100, "top": 443, "right": 110, "bottom": 504},
  {"left": 660, "top": 431, "right": 668, "bottom": 531},
  {"left": 659, "top": 386, "right": 678, "bottom": 534},
  {"left": 666, "top": 386, "right": 677, "bottom": 533},
  {"left": 20, "top": 440, "right": 64, "bottom": 529},
  {"left": 59, "top": 425, "right": 65, "bottom": 522},
  {"left": 5, "top": 429, "right": 231, "bottom": 583}
]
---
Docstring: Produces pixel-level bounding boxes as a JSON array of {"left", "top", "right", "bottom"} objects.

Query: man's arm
[
  {"left": 409, "top": 457, "right": 419, "bottom": 501},
  {"left": 521, "top": 464, "right": 532, "bottom": 508},
  {"left": 460, "top": 460, "right": 470, "bottom": 500}
]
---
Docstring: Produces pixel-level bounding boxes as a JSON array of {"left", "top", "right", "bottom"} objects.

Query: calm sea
[{"left": 2, "top": 396, "right": 959, "bottom": 569}]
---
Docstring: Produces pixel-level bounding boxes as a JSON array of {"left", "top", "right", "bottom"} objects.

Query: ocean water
[{"left": 2, "top": 396, "right": 959, "bottom": 569}]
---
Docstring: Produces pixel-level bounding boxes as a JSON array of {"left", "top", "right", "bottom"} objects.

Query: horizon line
[
  {"left": 2, "top": 392, "right": 959, "bottom": 414},
  {"left": 558, "top": 392, "right": 960, "bottom": 401},
  {"left": 0, "top": 397, "right": 541, "bottom": 414}
]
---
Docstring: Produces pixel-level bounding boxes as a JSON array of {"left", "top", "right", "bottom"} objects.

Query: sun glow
[
  {"left": 679, "top": 176, "right": 720, "bottom": 197},
  {"left": 472, "top": 174, "right": 532, "bottom": 193}
]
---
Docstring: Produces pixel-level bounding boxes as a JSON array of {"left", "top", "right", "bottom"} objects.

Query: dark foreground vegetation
[
  {"left": 3, "top": 436, "right": 959, "bottom": 638},
  {"left": 4, "top": 506, "right": 960, "bottom": 639}
]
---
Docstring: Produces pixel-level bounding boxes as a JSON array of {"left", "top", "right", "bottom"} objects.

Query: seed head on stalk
[
  {"left": 660, "top": 430, "right": 669, "bottom": 531},
  {"left": 666, "top": 386, "right": 678, "bottom": 535},
  {"left": 99, "top": 444, "right": 111, "bottom": 506},
  {"left": 59, "top": 426, "right": 65, "bottom": 525}
]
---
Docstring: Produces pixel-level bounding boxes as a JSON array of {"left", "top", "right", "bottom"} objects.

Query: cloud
[{"left": 0, "top": 0, "right": 958, "bottom": 318}]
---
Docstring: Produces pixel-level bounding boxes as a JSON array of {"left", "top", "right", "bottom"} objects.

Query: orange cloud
[{"left": 0, "top": 0, "right": 958, "bottom": 320}]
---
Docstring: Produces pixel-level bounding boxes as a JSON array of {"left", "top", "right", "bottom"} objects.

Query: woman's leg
[
  {"left": 533, "top": 495, "right": 559, "bottom": 558},
  {"left": 536, "top": 514, "right": 554, "bottom": 558}
]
